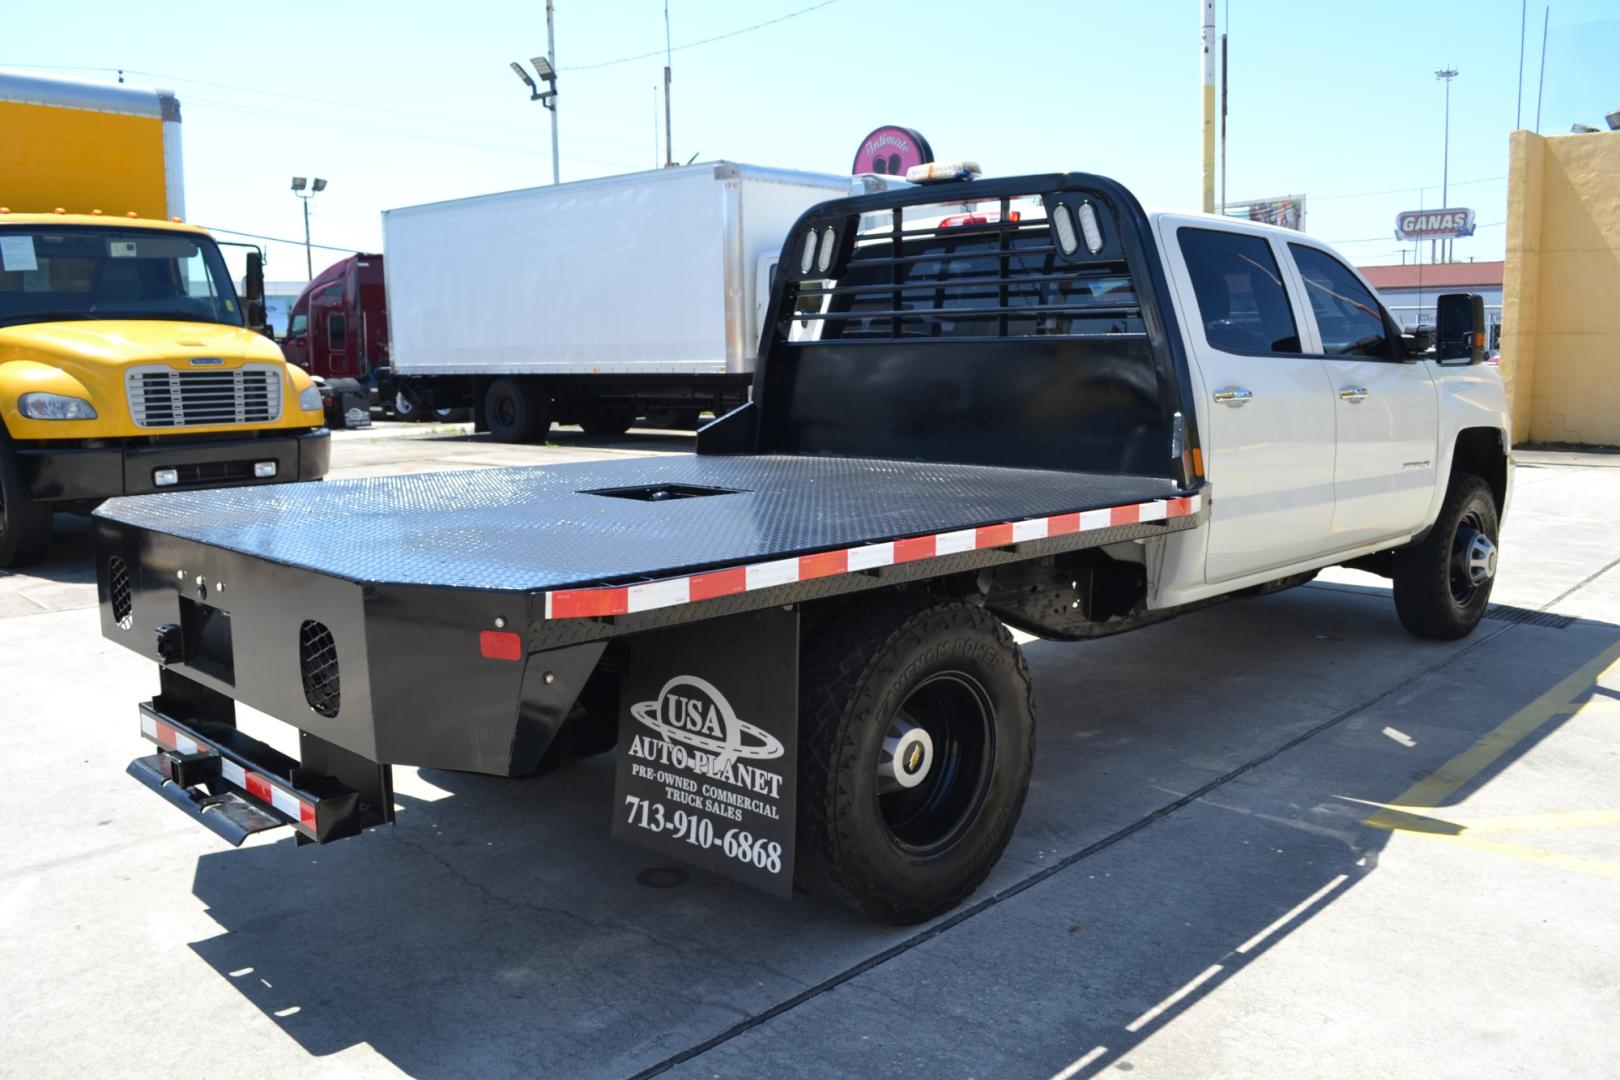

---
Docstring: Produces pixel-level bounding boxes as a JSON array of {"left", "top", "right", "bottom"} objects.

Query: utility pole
[
  {"left": 663, "top": 0, "right": 674, "bottom": 167},
  {"left": 1435, "top": 66, "right": 1457, "bottom": 262},
  {"left": 546, "top": 0, "right": 560, "bottom": 185},
  {"left": 1201, "top": 0, "right": 1216, "bottom": 213},
  {"left": 1515, "top": 0, "right": 1527, "bottom": 129},
  {"left": 1534, "top": 6, "right": 1549, "bottom": 133}
]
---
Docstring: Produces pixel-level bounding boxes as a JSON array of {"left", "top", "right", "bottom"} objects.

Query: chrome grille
[{"left": 126, "top": 364, "right": 283, "bottom": 428}]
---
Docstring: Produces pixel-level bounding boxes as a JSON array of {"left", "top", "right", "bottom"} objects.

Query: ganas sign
[{"left": 1395, "top": 208, "right": 1476, "bottom": 240}]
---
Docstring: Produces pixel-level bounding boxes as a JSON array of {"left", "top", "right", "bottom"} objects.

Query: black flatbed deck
[{"left": 95, "top": 454, "right": 1192, "bottom": 595}]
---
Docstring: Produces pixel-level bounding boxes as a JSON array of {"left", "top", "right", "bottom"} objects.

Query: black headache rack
[
  {"left": 93, "top": 172, "right": 1207, "bottom": 853},
  {"left": 700, "top": 170, "right": 1204, "bottom": 486}
]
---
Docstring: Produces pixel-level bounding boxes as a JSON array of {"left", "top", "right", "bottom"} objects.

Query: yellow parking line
[
  {"left": 1423, "top": 832, "right": 1620, "bottom": 881},
  {"left": 1362, "top": 638, "right": 1620, "bottom": 879},
  {"left": 1365, "top": 638, "right": 1620, "bottom": 826},
  {"left": 1408, "top": 808, "right": 1620, "bottom": 833}
]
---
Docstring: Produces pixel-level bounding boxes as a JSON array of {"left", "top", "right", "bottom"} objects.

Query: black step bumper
[
  {"left": 128, "top": 701, "right": 392, "bottom": 846},
  {"left": 22, "top": 428, "right": 330, "bottom": 503}
]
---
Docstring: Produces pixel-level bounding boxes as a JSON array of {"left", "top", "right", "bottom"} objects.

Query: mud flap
[{"left": 611, "top": 607, "right": 799, "bottom": 897}]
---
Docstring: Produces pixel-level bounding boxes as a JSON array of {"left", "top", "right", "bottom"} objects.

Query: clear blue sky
[{"left": 8, "top": 0, "right": 1618, "bottom": 282}]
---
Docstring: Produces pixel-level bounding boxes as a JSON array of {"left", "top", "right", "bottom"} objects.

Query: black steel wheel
[
  {"left": 0, "top": 431, "right": 52, "bottom": 569},
  {"left": 875, "top": 672, "right": 996, "bottom": 855},
  {"left": 1393, "top": 472, "right": 1499, "bottom": 640},
  {"left": 796, "top": 595, "right": 1035, "bottom": 924},
  {"left": 484, "top": 378, "right": 548, "bottom": 442}
]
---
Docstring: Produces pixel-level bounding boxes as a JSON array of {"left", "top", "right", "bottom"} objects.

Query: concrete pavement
[{"left": 2, "top": 428, "right": 1616, "bottom": 1079}]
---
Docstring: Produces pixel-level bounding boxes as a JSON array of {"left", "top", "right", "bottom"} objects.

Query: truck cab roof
[{"left": 0, "top": 211, "right": 209, "bottom": 235}]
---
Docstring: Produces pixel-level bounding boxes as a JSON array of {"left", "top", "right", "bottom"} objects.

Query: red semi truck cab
[{"left": 281, "top": 253, "right": 386, "bottom": 384}]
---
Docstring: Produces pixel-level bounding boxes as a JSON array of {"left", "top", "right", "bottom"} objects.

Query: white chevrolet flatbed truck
[{"left": 94, "top": 167, "right": 1509, "bottom": 924}]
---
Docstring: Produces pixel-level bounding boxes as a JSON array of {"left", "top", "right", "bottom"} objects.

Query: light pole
[
  {"left": 1435, "top": 66, "right": 1458, "bottom": 262},
  {"left": 510, "top": 46, "right": 559, "bottom": 185},
  {"left": 290, "top": 176, "right": 327, "bottom": 279}
]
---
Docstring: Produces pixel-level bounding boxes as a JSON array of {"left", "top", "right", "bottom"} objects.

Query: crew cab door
[
  {"left": 1159, "top": 219, "right": 1338, "bottom": 583},
  {"left": 1284, "top": 243, "right": 1438, "bottom": 546}
]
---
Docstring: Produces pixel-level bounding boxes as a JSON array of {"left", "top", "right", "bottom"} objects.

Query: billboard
[
  {"left": 1395, "top": 208, "right": 1476, "bottom": 240},
  {"left": 1222, "top": 195, "right": 1306, "bottom": 231},
  {"left": 852, "top": 125, "right": 933, "bottom": 176}
]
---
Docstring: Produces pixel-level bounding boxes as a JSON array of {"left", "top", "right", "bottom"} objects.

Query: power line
[
  {"left": 1311, "top": 175, "right": 1507, "bottom": 202},
  {"left": 564, "top": 0, "right": 837, "bottom": 70},
  {"left": 0, "top": 62, "right": 646, "bottom": 150},
  {"left": 181, "top": 94, "right": 644, "bottom": 170},
  {"left": 201, "top": 224, "right": 359, "bottom": 254}
]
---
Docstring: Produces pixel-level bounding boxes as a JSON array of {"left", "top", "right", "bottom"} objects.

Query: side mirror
[
  {"left": 244, "top": 251, "right": 266, "bottom": 304},
  {"left": 1401, "top": 328, "right": 1433, "bottom": 357},
  {"left": 247, "top": 300, "right": 270, "bottom": 337},
  {"left": 1435, "top": 292, "right": 1486, "bottom": 365}
]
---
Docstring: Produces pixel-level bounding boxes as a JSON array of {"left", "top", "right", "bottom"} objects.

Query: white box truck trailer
[{"left": 381, "top": 161, "right": 898, "bottom": 439}]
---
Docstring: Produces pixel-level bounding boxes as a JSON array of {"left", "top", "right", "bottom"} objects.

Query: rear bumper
[
  {"left": 21, "top": 428, "right": 330, "bottom": 502},
  {"left": 129, "top": 697, "right": 392, "bottom": 846}
]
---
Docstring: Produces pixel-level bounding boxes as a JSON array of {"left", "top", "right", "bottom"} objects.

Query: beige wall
[{"left": 1502, "top": 129, "right": 1620, "bottom": 445}]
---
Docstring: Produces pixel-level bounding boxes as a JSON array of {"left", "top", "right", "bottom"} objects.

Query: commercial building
[
  {"left": 1359, "top": 261, "right": 1503, "bottom": 345},
  {"left": 1501, "top": 128, "right": 1620, "bottom": 446}
]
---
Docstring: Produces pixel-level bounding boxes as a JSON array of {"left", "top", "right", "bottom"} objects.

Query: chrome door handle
[
  {"left": 1339, "top": 386, "right": 1369, "bottom": 402},
  {"left": 1213, "top": 388, "right": 1253, "bottom": 406}
]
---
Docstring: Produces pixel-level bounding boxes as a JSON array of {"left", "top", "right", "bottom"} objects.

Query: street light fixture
[
  {"left": 290, "top": 175, "right": 327, "bottom": 280},
  {"left": 511, "top": 52, "right": 560, "bottom": 186}
]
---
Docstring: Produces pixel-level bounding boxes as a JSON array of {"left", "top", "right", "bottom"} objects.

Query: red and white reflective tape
[
  {"left": 140, "top": 712, "right": 317, "bottom": 828},
  {"left": 543, "top": 493, "right": 1201, "bottom": 621}
]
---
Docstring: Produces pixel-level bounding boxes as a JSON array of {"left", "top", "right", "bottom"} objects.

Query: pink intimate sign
[{"left": 852, "top": 126, "right": 934, "bottom": 176}]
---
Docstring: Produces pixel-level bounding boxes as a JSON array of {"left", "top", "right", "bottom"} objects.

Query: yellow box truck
[{"left": 0, "top": 70, "right": 328, "bottom": 566}]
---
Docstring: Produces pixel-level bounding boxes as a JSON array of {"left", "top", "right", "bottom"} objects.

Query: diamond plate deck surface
[{"left": 96, "top": 455, "right": 1184, "bottom": 591}]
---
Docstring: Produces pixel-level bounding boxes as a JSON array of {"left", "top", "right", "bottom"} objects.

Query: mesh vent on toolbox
[
  {"left": 109, "top": 556, "right": 133, "bottom": 630},
  {"left": 299, "top": 620, "right": 341, "bottom": 717}
]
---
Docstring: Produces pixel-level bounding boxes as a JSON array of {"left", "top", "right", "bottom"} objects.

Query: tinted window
[
  {"left": 1177, "top": 228, "right": 1301, "bottom": 354},
  {"left": 1289, "top": 244, "right": 1393, "bottom": 358},
  {"left": 289, "top": 312, "right": 307, "bottom": 336},
  {"left": 0, "top": 226, "right": 242, "bottom": 327},
  {"left": 328, "top": 312, "right": 346, "bottom": 347}
]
